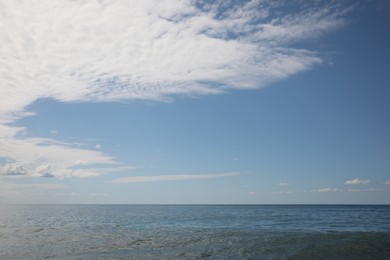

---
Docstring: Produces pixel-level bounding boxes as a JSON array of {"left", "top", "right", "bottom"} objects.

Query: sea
[{"left": 0, "top": 205, "right": 389, "bottom": 259}]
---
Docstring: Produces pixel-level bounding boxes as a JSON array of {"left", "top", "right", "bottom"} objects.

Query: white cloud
[
  {"left": 35, "top": 164, "right": 53, "bottom": 177},
  {"left": 248, "top": 191, "right": 256, "bottom": 195},
  {"left": 0, "top": 0, "right": 349, "bottom": 119},
  {"left": 278, "top": 182, "right": 289, "bottom": 186},
  {"left": 385, "top": 181, "right": 390, "bottom": 185},
  {"left": 95, "top": 144, "right": 101, "bottom": 149},
  {"left": 272, "top": 191, "right": 292, "bottom": 194},
  {"left": 309, "top": 187, "right": 384, "bottom": 193},
  {"left": 364, "top": 188, "right": 384, "bottom": 192},
  {"left": 0, "top": 124, "right": 130, "bottom": 178},
  {"left": 54, "top": 192, "right": 79, "bottom": 197},
  {"left": 347, "top": 188, "right": 384, "bottom": 192},
  {"left": 344, "top": 178, "right": 370, "bottom": 185},
  {"left": 111, "top": 172, "right": 239, "bottom": 184},
  {"left": 311, "top": 188, "right": 341, "bottom": 193},
  {"left": 0, "top": 163, "right": 28, "bottom": 176},
  {"left": 0, "top": 0, "right": 351, "bottom": 178},
  {"left": 64, "top": 166, "right": 136, "bottom": 178}
]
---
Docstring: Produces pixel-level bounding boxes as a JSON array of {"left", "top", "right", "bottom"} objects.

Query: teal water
[{"left": 0, "top": 205, "right": 389, "bottom": 259}]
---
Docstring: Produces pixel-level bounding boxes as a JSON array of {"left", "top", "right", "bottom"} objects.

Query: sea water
[{"left": 0, "top": 205, "right": 389, "bottom": 259}]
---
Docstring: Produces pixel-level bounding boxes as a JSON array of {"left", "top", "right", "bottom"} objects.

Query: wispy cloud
[
  {"left": 272, "top": 191, "right": 292, "bottom": 194},
  {"left": 344, "top": 178, "right": 370, "bottom": 185},
  {"left": 55, "top": 192, "right": 79, "bottom": 197},
  {"left": 310, "top": 187, "right": 384, "bottom": 193},
  {"left": 111, "top": 172, "right": 239, "bottom": 184},
  {"left": 311, "top": 188, "right": 341, "bottom": 193},
  {"left": 0, "top": 0, "right": 349, "bottom": 118},
  {"left": 0, "top": 0, "right": 351, "bottom": 178},
  {"left": 347, "top": 188, "right": 384, "bottom": 192},
  {"left": 278, "top": 182, "right": 290, "bottom": 186}
]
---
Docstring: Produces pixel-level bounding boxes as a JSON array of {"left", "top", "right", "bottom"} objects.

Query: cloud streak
[
  {"left": 310, "top": 187, "right": 384, "bottom": 193},
  {"left": 344, "top": 178, "right": 370, "bottom": 185},
  {"left": 111, "top": 172, "right": 239, "bottom": 184},
  {"left": 0, "top": 0, "right": 351, "bottom": 178},
  {"left": 311, "top": 188, "right": 341, "bottom": 193}
]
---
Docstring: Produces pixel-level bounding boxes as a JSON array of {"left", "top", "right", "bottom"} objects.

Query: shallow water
[{"left": 0, "top": 205, "right": 389, "bottom": 259}]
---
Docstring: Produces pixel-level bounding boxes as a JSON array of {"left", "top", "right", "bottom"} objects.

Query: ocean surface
[{"left": 0, "top": 205, "right": 389, "bottom": 259}]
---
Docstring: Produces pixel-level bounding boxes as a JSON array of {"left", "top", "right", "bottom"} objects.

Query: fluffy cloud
[
  {"left": 0, "top": 0, "right": 351, "bottom": 178},
  {"left": 35, "top": 164, "right": 53, "bottom": 177},
  {"left": 344, "top": 178, "right": 370, "bottom": 185},
  {"left": 0, "top": 124, "right": 121, "bottom": 178},
  {"left": 0, "top": 163, "right": 28, "bottom": 176},
  {"left": 111, "top": 172, "right": 239, "bottom": 184}
]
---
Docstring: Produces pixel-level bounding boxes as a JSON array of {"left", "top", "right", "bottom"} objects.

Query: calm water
[{"left": 0, "top": 205, "right": 389, "bottom": 259}]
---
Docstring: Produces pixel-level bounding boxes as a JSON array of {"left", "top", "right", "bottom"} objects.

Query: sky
[{"left": 0, "top": 0, "right": 389, "bottom": 204}]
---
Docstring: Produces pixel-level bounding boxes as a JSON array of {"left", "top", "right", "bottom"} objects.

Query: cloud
[
  {"left": 278, "top": 182, "right": 289, "bottom": 186},
  {"left": 385, "top": 181, "right": 390, "bottom": 185},
  {"left": 311, "top": 188, "right": 341, "bottom": 193},
  {"left": 347, "top": 188, "right": 384, "bottom": 192},
  {"left": 35, "top": 164, "right": 54, "bottom": 177},
  {"left": 310, "top": 187, "right": 384, "bottom": 193},
  {"left": 54, "top": 192, "right": 79, "bottom": 197},
  {"left": 272, "top": 191, "right": 292, "bottom": 194},
  {"left": 0, "top": 125, "right": 121, "bottom": 178},
  {"left": 363, "top": 188, "right": 384, "bottom": 192},
  {"left": 111, "top": 172, "right": 239, "bottom": 184},
  {"left": 0, "top": 0, "right": 350, "bottom": 119},
  {"left": 344, "top": 178, "right": 370, "bottom": 185},
  {"left": 65, "top": 166, "right": 136, "bottom": 178},
  {"left": 0, "top": 0, "right": 352, "bottom": 178},
  {"left": 248, "top": 191, "right": 256, "bottom": 195},
  {"left": 0, "top": 163, "right": 28, "bottom": 176}
]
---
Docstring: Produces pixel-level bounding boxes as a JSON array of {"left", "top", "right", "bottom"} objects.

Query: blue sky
[{"left": 0, "top": 0, "right": 389, "bottom": 204}]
